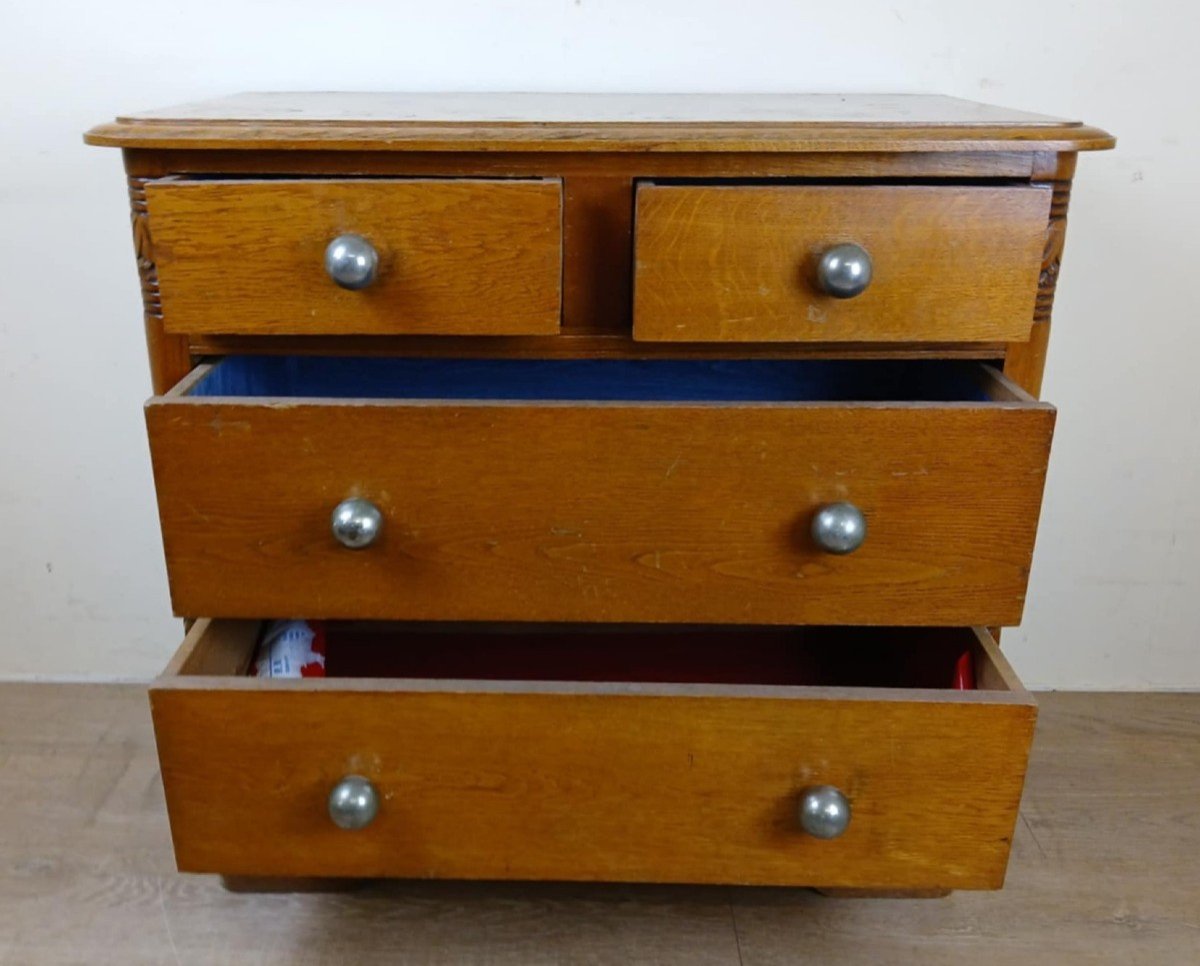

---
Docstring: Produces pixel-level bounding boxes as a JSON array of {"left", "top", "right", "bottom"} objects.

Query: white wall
[{"left": 1, "top": 0, "right": 1196, "bottom": 686}]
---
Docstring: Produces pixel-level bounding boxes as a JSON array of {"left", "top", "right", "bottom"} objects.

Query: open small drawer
[
  {"left": 151, "top": 620, "right": 1035, "bottom": 888},
  {"left": 146, "top": 358, "right": 1054, "bottom": 627}
]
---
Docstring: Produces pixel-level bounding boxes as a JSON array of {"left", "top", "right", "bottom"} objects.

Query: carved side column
[
  {"left": 128, "top": 176, "right": 191, "bottom": 393},
  {"left": 1003, "top": 153, "right": 1076, "bottom": 398},
  {"left": 1033, "top": 180, "right": 1071, "bottom": 328}
]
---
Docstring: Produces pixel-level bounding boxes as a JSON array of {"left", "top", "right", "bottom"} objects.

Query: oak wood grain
[
  {"left": 112, "top": 140, "right": 1082, "bottom": 342},
  {"left": 1005, "top": 165, "right": 1075, "bottom": 396},
  {"left": 145, "top": 378, "right": 1054, "bottom": 626},
  {"left": 126, "top": 176, "right": 192, "bottom": 392},
  {"left": 162, "top": 618, "right": 259, "bottom": 677},
  {"left": 121, "top": 148, "right": 1046, "bottom": 180},
  {"left": 561, "top": 175, "right": 634, "bottom": 333},
  {"left": 148, "top": 622, "right": 1033, "bottom": 888},
  {"left": 634, "top": 184, "right": 1051, "bottom": 343},
  {"left": 146, "top": 178, "right": 562, "bottom": 336},
  {"left": 127, "top": 148, "right": 1049, "bottom": 340},
  {"left": 4, "top": 686, "right": 1194, "bottom": 965},
  {"left": 84, "top": 92, "right": 1115, "bottom": 153},
  {"left": 93, "top": 124, "right": 1115, "bottom": 155},
  {"left": 188, "top": 332, "right": 1010, "bottom": 361}
]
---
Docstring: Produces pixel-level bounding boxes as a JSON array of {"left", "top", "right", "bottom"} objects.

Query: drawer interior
[
  {"left": 151, "top": 356, "right": 1050, "bottom": 627},
  {"left": 182, "top": 356, "right": 1026, "bottom": 403},
  {"left": 167, "top": 621, "right": 1024, "bottom": 697}
]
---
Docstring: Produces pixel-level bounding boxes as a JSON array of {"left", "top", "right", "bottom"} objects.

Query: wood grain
[
  {"left": 121, "top": 148, "right": 1047, "bottom": 181},
  {"left": 561, "top": 175, "right": 634, "bottom": 333},
  {"left": 188, "top": 332, "right": 1010, "bottom": 362},
  {"left": 91, "top": 123, "right": 1115, "bottom": 155},
  {"left": 162, "top": 618, "right": 259, "bottom": 677},
  {"left": 634, "top": 184, "right": 1051, "bottom": 343},
  {"left": 61, "top": 93, "right": 1125, "bottom": 926},
  {"left": 145, "top": 378, "right": 1054, "bottom": 626},
  {"left": 6, "top": 687, "right": 1198, "bottom": 963},
  {"left": 1005, "top": 166, "right": 1075, "bottom": 396},
  {"left": 126, "top": 176, "right": 192, "bottom": 392},
  {"left": 113, "top": 144, "right": 1087, "bottom": 341},
  {"left": 147, "top": 622, "right": 1033, "bottom": 888},
  {"left": 83, "top": 92, "right": 1116, "bottom": 153},
  {"left": 127, "top": 150, "right": 1051, "bottom": 341},
  {"left": 146, "top": 178, "right": 562, "bottom": 336}
]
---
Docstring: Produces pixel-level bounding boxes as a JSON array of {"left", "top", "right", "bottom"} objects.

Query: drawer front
[
  {"left": 146, "top": 178, "right": 562, "bottom": 336},
  {"left": 146, "top": 361, "right": 1054, "bottom": 626},
  {"left": 151, "top": 621, "right": 1036, "bottom": 888},
  {"left": 633, "top": 184, "right": 1051, "bottom": 343}
]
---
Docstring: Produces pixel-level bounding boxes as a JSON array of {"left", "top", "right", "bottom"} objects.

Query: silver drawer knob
[
  {"left": 811, "top": 502, "right": 867, "bottom": 554},
  {"left": 324, "top": 233, "right": 379, "bottom": 290},
  {"left": 331, "top": 497, "right": 382, "bottom": 549},
  {"left": 799, "top": 785, "right": 851, "bottom": 839},
  {"left": 328, "top": 775, "right": 379, "bottom": 830},
  {"left": 816, "top": 243, "right": 872, "bottom": 298}
]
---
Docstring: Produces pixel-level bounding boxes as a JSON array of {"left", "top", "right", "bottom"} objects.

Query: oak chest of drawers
[{"left": 86, "top": 93, "right": 1113, "bottom": 894}]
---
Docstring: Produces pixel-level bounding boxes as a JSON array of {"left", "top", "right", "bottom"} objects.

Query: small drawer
[
  {"left": 145, "top": 178, "right": 562, "bottom": 336},
  {"left": 151, "top": 620, "right": 1035, "bottom": 888},
  {"left": 632, "top": 182, "right": 1051, "bottom": 343},
  {"left": 146, "top": 357, "right": 1054, "bottom": 627}
]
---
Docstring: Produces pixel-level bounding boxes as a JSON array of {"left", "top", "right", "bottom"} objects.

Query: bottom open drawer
[{"left": 150, "top": 621, "right": 1036, "bottom": 889}]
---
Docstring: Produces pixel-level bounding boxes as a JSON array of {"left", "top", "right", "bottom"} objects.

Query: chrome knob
[
  {"left": 327, "top": 775, "right": 379, "bottom": 830},
  {"left": 811, "top": 502, "right": 867, "bottom": 554},
  {"left": 324, "top": 234, "right": 378, "bottom": 290},
  {"left": 331, "top": 497, "right": 382, "bottom": 549},
  {"left": 816, "top": 243, "right": 872, "bottom": 298},
  {"left": 799, "top": 785, "right": 851, "bottom": 839}
]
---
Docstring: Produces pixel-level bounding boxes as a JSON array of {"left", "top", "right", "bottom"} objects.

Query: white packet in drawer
[{"left": 251, "top": 619, "right": 326, "bottom": 678}]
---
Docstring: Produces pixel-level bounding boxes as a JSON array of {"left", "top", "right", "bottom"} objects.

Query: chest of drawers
[{"left": 87, "top": 93, "right": 1112, "bottom": 894}]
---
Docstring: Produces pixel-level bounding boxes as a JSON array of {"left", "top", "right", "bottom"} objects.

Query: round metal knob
[
  {"left": 798, "top": 785, "right": 851, "bottom": 839},
  {"left": 811, "top": 502, "right": 867, "bottom": 555},
  {"left": 327, "top": 775, "right": 379, "bottom": 830},
  {"left": 816, "top": 243, "right": 872, "bottom": 298},
  {"left": 324, "top": 234, "right": 379, "bottom": 290},
  {"left": 331, "top": 497, "right": 382, "bottom": 549}
]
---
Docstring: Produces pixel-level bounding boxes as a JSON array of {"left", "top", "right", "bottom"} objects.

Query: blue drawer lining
[{"left": 190, "top": 356, "right": 993, "bottom": 403}]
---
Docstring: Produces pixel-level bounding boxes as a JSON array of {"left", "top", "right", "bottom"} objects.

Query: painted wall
[{"left": 1, "top": 0, "right": 1195, "bottom": 686}]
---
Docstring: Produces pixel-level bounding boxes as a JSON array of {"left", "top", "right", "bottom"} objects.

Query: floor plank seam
[
  {"left": 1020, "top": 811, "right": 1047, "bottom": 859},
  {"left": 729, "top": 900, "right": 746, "bottom": 966}
]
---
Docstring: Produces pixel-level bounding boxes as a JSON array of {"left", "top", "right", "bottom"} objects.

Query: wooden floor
[{"left": 1, "top": 686, "right": 1197, "bottom": 965}]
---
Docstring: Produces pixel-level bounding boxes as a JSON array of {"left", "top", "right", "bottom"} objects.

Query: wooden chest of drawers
[{"left": 86, "top": 93, "right": 1113, "bottom": 894}]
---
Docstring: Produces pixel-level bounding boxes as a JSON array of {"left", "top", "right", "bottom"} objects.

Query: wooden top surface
[{"left": 85, "top": 92, "right": 1114, "bottom": 153}]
